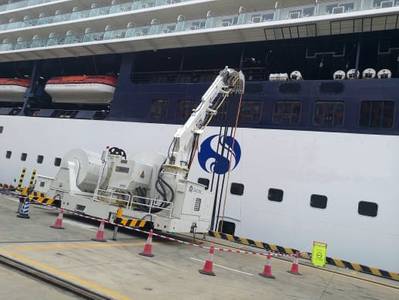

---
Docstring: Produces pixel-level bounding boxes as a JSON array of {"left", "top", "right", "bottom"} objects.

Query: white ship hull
[{"left": 0, "top": 115, "right": 397, "bottom": 272}]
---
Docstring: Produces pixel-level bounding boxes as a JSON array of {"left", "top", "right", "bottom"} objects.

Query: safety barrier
[
  {"left": 208, "top": 231, "right": 399, "bottom": 282},
  {"left": 3, "top": 177, "right": 398, "bottom": 283},
  {"left": 114, "top": 216, "right": 149, "bottom": 229},
  {"left": 16, "top": 168, "right": 26, "bottom": 191}
]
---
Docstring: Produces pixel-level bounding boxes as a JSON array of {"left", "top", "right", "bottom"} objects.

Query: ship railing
[
  {"left": 0, "top": 0, "right": 398, "bottom": 32},
  {"left": 0, "top": 0, "right": 193, "bottom": 32},
  {"left": 94, "top": 189, "right": 174, "bottom": 217},
  {"left": 0, "top": 0, "right": 48, "bottom": 13},
  {"left": 1, "top": 0, "right": 398, "bottom": 52},
  {"left": 132, "top": 68, "right": 221, "bottom": 83}
]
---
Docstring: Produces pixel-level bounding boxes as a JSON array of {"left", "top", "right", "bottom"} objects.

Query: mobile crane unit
[{"left": 36, "top": 67, "right": 245, "bottom": 233}]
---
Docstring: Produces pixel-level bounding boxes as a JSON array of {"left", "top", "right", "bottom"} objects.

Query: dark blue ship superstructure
[{"left": 0, "top": 31, "right": 399, "bottom": 135}]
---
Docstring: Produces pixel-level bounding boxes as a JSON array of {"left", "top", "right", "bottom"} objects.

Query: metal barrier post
[{"left": 112, "top": 225, "right": 118, "bottom": 240}]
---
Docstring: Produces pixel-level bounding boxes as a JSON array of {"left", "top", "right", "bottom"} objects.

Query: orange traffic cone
[
  {"left": 199, "top": 244, "right": 216, "bottom": 276},
  {"left": 139, "top": 229, "right": 154, "bottom": 257},
  {"left": 92, "top": 220, "right": 106, "bottom": 242},
  {"left": 50, "top": 208, "right": 65, "bottom": 229},
  {"left": 288, "top": 252, "right": 301, "bottom": 275},
  {"left": 259, "top": 252, "right": 275, "bottom": 279}
]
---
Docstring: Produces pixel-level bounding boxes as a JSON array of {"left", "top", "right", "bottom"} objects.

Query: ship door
[{"left": 213, "top": 183, "right": 243, "bottom": 236}]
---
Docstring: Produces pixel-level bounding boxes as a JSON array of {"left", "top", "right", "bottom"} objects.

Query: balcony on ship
[{"left": 0, "top": 0, "right": 398, "bottom": 61}]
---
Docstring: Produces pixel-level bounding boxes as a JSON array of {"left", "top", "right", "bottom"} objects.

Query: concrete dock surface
[{"left": 0, "top": 194, "right": 398, "bottom": 300}]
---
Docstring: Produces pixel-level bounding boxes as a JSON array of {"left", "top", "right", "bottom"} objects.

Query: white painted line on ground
[{"left": 190, "top": 257, "right": 254, "bottom": 276}]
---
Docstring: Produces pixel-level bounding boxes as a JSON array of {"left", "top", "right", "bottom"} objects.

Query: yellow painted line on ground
[
  {"left": 2, "top": 241, "right": 145, "bottom": 252},
  {"left": 0, "top": 249, "right": 133, "bottom": 300}
]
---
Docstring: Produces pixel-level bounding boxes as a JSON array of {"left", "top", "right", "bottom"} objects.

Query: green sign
[{"left": 312, "top": 241, "right": 327, "bottom": 267}]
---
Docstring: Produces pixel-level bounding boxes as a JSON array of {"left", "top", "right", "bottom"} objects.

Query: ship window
[
  {"left": 37, "top": 155, "right": 44, "bottom": 164},
  {"left": 358, "top": 201, "right": 378, "bottom": 217},
  {"left": 268, "top": 188, "right": 283, "bottom": 202},
  {"left": 198, "top": 178, "right": 210, "bottom": 190},
  {"left": 21, "top": 153, "right": 27, "bottom": 161},
  {"left": 230, "top": 183, "right": 244, "bottom": 195},
  {"left": 5, "top": 151, "right": 11, "bottom": 159},
  {"left": 177, "top": 100, "right": 196, "bottom": 121},
  {"left": 218, "top": 220, "right": 235, "bottom": 235},
  {"left": 54, "top": 157, "right": 62, "bottom": 167},
  {"left": 150, "top": 99, "right": 168, "bottom": 121},
  {"left": 314, "top": 101, "right": 344, "bottom": 128},
  {"left": 0, "top": 126, "right": 3, "bottom": 133},
  {"left": 239, "top": 102, "right": 263, "bottom": 124},
  {"left": 272, "top": 101, "right": 301, "bottom": 125},
  {"left": 359, "top": 101, "right": 394, "bottom": 128},
  {"left": 310, "top": 194, "right": 328, "bottom": 209}
]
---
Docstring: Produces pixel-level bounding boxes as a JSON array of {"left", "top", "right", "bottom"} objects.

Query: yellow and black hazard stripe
[
  {"left": 28, "top": 169, "right": 37, "bottom": 189},
  {"left": 27, "top": 191, "right": 55, "bottom": 206},
  {"left": 209, "top": 231, "right": 399, "bottom": 281},
  {"left": 16, "top": 168, "right": 27, "bottom": 191},
  {"left": 208, "top": 231, "right": 298, "bottom": 255},
  {"left": 114, "top": 216, "right": 150, "bottom": 229},
  {"left": 323, "top": 256, "right": 399, "bottom": 281}
]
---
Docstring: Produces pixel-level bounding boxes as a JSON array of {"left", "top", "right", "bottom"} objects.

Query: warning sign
[{"left": 312, "top": 241, "right": 327, "bottom": 267}]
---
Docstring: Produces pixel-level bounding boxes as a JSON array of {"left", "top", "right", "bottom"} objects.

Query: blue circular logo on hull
[{"left": 198, "top": 134, "right": 241, "bottom": 175}]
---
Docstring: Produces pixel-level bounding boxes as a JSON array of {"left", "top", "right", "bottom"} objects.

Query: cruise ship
[{"left": 0, "top": 0, "right": 398, "bottom": 274}]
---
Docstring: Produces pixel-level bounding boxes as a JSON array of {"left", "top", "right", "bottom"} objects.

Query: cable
[{"left": 219, "top": 91, "right": 244, "bottom": 231}]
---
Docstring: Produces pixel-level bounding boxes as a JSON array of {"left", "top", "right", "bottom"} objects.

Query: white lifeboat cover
[
  {"left": 45, "top": 75, "right": 117, "bottom": 104},
  {"left": 0, "top": 78, "right": 30, "bottom": 102}
]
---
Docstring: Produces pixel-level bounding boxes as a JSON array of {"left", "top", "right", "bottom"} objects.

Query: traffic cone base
[
  {"left": 17, "top": 214, "right": 30, "bottom": 219},
  {"left": 199, "top": 260, "right": 215, "bottom": 276},
  {"left": 51, "top": 225, "right": 64, "bottom": 229},
  {"left": 92, "top": 237, "right": 107, "bottom": 242},
  {"left": 199, "top": 269, "right": 216, "bottom": 276},
  {"left": 139, "top": 244, "right": 154, "bottom": 257},
  {"left": 288, "top": 268, "right": 302, "bottom": 275},
  {"left": 50, "top": 209, "right": 64, "bottom": 229},
  {"left": 199, "top": 244, "right": 216, "bottom": 276},
  {"left": 139, "top": 230, "right": 154, "bottom": 257},
  {"left": 259, "top": 266, "right": 275, "bottom": 279},
  {"left": 92, "top": 220, "right": 107, "bottom": 242},
  {"left": 288, "top": 254, "right": 302, "bottom": 275}
]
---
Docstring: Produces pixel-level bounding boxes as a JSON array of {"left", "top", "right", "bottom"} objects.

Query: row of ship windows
[
  {"left": 0, "top": 143, "right": 379, "bottom": 218},
  {"left": 3, "top": 150, "right": 62, "bottom": 167},
  {"left": 151, "top": 100, "right": 395, "bottom": 129},
  {"left": 223, "top": 183, "right": 378, "bottom": 217},
  {"left": 199, "top": 179, "right": 379, "bottom": 218}
]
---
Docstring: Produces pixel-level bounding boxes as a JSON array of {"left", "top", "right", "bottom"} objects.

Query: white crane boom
[{"left": 164, "top": 67, "right": 245, "bottom": 176}]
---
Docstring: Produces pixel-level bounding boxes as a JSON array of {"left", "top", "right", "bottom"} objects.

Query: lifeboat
[
  {"left": 0, "top": 78, "right": 30, "bottom": 102},
  {"left": 45, "top": 75, "right": 117, "bottom": 104}
]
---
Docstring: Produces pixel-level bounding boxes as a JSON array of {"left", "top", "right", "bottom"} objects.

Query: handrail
[
  {"left": 0, "top": 0, "right": 397, "bottom": 52},
  {"left": 0, "top": 0, "right": 192, "bottom": 31},
  {"left": 94, "top": 188, "right": 174, "bottom": 217}
]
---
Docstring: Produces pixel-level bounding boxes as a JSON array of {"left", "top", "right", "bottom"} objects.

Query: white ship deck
[{"left": 0, "top": 0, "right": 398, "bottom": 61}]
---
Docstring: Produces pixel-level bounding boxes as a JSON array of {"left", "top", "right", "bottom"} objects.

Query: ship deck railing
[{"left": 0, "top": 0, "right": 398, "bottom": 53}]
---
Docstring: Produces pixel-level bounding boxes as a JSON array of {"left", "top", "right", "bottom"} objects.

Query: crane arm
[{"left": 164, "top": 67, "right": 245, "bottom": 175}]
